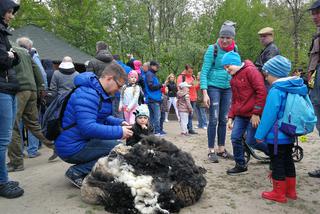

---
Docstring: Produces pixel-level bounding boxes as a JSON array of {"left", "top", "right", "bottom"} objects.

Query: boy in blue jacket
[{"left": 255, "top": 55, "right": 307, "bottom": 203}]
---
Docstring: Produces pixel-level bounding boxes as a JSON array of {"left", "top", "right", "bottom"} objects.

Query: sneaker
[
  {"left": 227, "top": 164, "right": 248, "bottom": 175},
  {"left": 160, "top": 130, "right": 167, "bottom": 135},
  {"left": 188, "top": 130, "right": 198, "bottom": 135},
  {"left": 165, "top": 119, "right": 169, "bottom": 123},
  {"left": 65, "top": 169, "right": 84, "bottom": 188},
  {"left": 217, "top": 149, "right": 234, "bottom": 160},
  {"left": 7, "top": 163, "right": 24, "bottom": 172},
  {"left": 308, "top": 169, "right": 320, "bottom": 178},
  {"left": 28, "top": 151, "right": 41, "bottom": 158},
  {"left": 7, "top": 181, "right": 19, "bottom": 187},
  {"left": 203, "top": 126, "right": 207, "bottom": 130},
  {"left": 208, "top": 152, "right": 219, "bottom": 163},
  {"left": 48, "top": 151, "right": 58, "bottom": 162},
  {"left": 154, "top": 133, "right": 162, "bottom": 137},
  {"left": 0, "top": 182, "right": 24, "bottom": 199},
  {"left": 194, "top": 126, "right": 199, "bottom": 129}
]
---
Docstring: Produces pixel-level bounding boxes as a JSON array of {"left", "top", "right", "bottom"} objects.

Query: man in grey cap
[
  {"left": 255, "top": 27, "right": 280, "bottom": 73},
  {"left": 307, "top": 0, "right": 320, "bottom": 178}
]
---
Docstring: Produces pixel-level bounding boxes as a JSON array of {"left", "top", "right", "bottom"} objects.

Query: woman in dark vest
[{"left": 0, "top": 0, "right": 24, "bottom": 199}]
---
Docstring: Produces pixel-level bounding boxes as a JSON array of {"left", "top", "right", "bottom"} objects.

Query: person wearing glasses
[{"left": 54, "top": 62, "right": 133, "bottom": 188}]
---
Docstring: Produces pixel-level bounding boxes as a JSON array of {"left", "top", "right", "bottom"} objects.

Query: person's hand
[
  {"left": 7, "top": 51, "right": 14, "bottom": 58},
  {"left": 256, "top": 139, "right": 264, "bottom": 144},
  {"left": 141, "top": 124, "right": 148, "bottom": 129},
  {"left": 227, "top": 118, "right": 233, "bottom": 130},
  {"left": 39, "top": 90, "right": 47, "bottom": 99},
  {"left": 203, "top": 94, "right": 210, "bottom": 108},
  {"left": 122, "top": 126, "right": 133, "bottom": 139},
  {"left": 122, "top": 121, "right": 130, "bottom": 126},
  {"left": 250, "top": 114, "right": 260, "bottom": 128}
]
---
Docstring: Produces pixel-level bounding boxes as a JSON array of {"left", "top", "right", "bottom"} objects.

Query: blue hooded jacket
[
  {"left": 55, "top": 72, "right": 124, "bottom": 158},
  {"left": 255, "top": 77, "right": 308, "bottom": 144}
]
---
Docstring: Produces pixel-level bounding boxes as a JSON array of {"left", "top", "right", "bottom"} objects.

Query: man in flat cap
[
  {"left": 255, "top": 27, "right": 280, "bottom": 74},
  {"left": 307, "top": 0, "right": 320, "bottom": 178}
]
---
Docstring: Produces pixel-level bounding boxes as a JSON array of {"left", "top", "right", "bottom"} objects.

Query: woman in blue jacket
[{"left": 200, "top": 21, "right": 237, "bottom": 163}]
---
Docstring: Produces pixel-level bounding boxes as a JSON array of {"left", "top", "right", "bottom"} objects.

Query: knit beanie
[
  {"left": 128, "top": 70, "right": 139, "bottom": 79},
  {"left": 133, "top": 60, "right": 142, "bottom": 71},
  {"left": 219, "top": 20, "right": 236, "bottom": 38},
  {"left": 262, "top": 55, "right": 291, "bottom": 78},
  {"left": 221, "top": 51, "right": 242, "bottom": 66},
  {"left": 135, "top": 104, "right": 150, "bottom": 118}
]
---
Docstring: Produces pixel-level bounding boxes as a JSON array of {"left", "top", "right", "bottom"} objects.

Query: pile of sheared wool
[{"left": 81, "top": 136, "right": 207, "bottom": 214}]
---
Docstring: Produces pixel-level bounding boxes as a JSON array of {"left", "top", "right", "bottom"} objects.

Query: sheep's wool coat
[{"left": 81, "top": 136, "right": 207, "bottom": 214}]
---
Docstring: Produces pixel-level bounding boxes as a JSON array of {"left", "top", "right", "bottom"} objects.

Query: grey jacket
[
  {"left": 255, "top": 42, "right": 280, "bottom": 71},
  {"left": 308, "top": 28, "right": 320, "bottom": 105},
  {"left": 49, "top": 68, "right": 79, "bottom": 98},
  {"left": 86, "top": 49, "right": 113, "bottom": 77}
]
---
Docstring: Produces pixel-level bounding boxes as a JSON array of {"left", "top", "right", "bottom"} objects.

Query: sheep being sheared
[{"left": 81, "top": 136, "right": 207, "bottom": 214}]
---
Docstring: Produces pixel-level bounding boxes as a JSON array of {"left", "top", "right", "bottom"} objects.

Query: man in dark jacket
[
  {"left": 255, "top": 27, "right": 280, "bottom": 72},
  {"left": 0, "top": 0, "right": 24, "bottom": 199},
  {"left": 145, "top": 61, "right": 162, "bottom": 136},
  {"left": 7, "top": 41, "right": 54, "bottom": 172},
  {"left": 55, "top": 62, "right": 133, "bottom": 188},
  {"left": 307, "top": 0, "right": 320, "bottom": 178},
  {"left": 86, "top": 41, "right": 113, "bottom": 77}
]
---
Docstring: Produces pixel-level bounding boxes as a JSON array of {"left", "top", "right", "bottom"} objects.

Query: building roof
[{"left": 9, "top": 25, "right": 93, "bottom": 64}]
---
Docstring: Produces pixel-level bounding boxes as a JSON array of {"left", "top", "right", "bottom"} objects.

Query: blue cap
[
  {"left": 308, "top": 0, "right": 320, "bottom": 11},
  {"left": 262, "top": 55, "right": 291, "bottom": 78},
  {"left": 221, "top": 51, "right": 242, "bottom": 66}
]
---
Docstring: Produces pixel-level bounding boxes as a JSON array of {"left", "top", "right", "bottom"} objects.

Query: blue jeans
[
  {"left": 231, "top": 116, "right": 269, "bottom": 166},
  {"left": 195, "top": 105, "right": 207, "bottom": 128},
  {"left": 62, "top": 139, "right": 119, "bottom": 176},
  {"left": 0, "top": 93, "right": 17, "bottom": 184},
  {"left": 313, "top": 104, "right": 320, "bottom": 136},
  {"left": 207, "top": 86, "right": 232, "bottom": 148},
  {"left": 19, "top": 122, "right": 40, "bottom": 156},
  {"left": 187, "top": 101, "right": 196, "bottom": 131},
  {"left": 148, "top": 102, "right": 161, "bottom": 134},
  {"left": 160, "top": 111, "right": 165, "bottom": 132}
]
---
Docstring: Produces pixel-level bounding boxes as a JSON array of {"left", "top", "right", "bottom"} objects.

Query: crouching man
[{"left": 55, "top": 62, "right": 133, "bottom": 188}]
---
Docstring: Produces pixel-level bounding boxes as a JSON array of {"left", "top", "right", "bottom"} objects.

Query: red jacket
[
  {"left": 177, "top": 71, "right": 197, "bottom": 102},
  {"left": 228, "top": 60, "right": 267, "bottom": 119}
]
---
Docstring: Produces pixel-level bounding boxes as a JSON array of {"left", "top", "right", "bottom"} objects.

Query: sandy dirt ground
[{"left": 1, "top": 120, "right": 320, "bottom": 214}]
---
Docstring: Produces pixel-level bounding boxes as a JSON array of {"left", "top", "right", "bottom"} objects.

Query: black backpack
[{"left": 41, "top": 88, "right": 78, "bottom": 141}]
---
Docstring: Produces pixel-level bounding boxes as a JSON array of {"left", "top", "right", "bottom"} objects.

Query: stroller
[{"left": 242, "top": 136, "right": 303, "bottom": 165}]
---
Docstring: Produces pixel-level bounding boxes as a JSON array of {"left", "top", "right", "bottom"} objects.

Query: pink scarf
[{"left": 218, "top": 39, "right": 235, "bottom": 52}]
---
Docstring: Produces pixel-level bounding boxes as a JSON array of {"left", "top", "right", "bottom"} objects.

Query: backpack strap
[
  {"left": 212, "top": 44, "right": 237, "bottom": 66},
  {"left": 59, "top": 87, "right": 78, "bottom": 130}
]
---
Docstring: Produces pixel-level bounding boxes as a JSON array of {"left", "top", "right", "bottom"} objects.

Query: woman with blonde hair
[{"left": 165, "top": 73, "right": 179, "bottom": 121}]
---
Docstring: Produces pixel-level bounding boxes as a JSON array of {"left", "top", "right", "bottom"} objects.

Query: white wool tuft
[{"left": 101, "top": 145, "right": 169, "bottom": 214}]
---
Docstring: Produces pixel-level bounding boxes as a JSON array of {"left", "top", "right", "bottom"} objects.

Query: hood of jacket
[
  {"left": 273, "top": 76, "right": 307, "bottom": 96},
  {"left": 74, "top": 72, "right": 111, "bottom": 100},
  {"left": 177, "top": 88, "right": 189, "bottom": 97},
  {"left": 59, "top": 68, "right": 76, "bottom": 75},
  {"left": 95, "top": 50, "right": 113, "bottom": 63},
  {"left": 0, "top": 0, "right": 19, "bottom": 26}
]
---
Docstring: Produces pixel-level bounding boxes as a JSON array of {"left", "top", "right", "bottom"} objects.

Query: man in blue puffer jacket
[{"left": 55, "top": 62, "right": 133, "bottom": 188}]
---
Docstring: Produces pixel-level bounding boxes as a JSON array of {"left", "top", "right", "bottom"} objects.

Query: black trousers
[{"left": 268, "top": 144, "right": 296, "bottom": 180}]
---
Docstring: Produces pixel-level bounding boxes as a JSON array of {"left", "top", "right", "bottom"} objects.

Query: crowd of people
[{"left": 1, "top": 0, "right": 320, "bottom": 208}]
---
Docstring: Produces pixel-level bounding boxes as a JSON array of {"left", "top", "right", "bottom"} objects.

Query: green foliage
[{"left": 11, "top": 0, "right": 318, "bottom": 79}]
